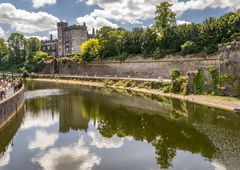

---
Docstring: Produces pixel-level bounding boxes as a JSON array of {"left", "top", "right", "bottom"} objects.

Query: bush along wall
[{"left": 188, "top": 66, "right": 221, "bottom": 95}]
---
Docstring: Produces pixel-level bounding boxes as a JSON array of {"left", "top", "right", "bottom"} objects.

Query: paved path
[{"left": 35, "top": 74, "right": 172, "bottom": 83}]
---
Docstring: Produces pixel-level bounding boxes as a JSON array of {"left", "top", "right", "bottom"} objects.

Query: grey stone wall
[
  {"left": 42, "top": 57, "right": 220, "bottom": 79},
  {"left": 218, "top": 41, "right": 240, "bottom": 96},
  {"left": 0, "top": 86, "right": 24, "bottom": 128}
]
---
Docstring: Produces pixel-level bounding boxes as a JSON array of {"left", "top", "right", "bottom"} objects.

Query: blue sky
[{"left": 0, "top": 0, "right": 237, "bottom": 40}]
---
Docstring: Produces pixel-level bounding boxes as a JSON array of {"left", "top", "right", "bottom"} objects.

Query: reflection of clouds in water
[
  {"left": 29, "top": 130, "right": 59, "bottom": 150},
  {"left": 24, "top": 89, "right": 65, "bottom": 100},
  {"left": 88, "top": 131, "right": 124, "bottom": 149},
  {"left": 0, "top": 147, "right": 12, "bottom": 167},
  {"left": 32, "top": 138, "right": 101, "bottom": 170},
  {"left": 20, "top": 114, "right": 58, "bottom": 130},
  {"left": 212, "top": 161, "right": 226, "bottom": 170}
]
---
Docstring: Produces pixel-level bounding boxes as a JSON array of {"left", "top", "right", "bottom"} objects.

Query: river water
[{"left": 0, "top": 80, "right": 240, "bottom": 170}]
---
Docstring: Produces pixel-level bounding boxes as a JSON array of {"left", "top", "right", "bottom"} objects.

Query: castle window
[{"left": 72, "top": 47, "right": 74, "bottom": 51}]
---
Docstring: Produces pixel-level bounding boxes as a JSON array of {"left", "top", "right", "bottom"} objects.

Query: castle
[{"left": 41, "top": 21, "right": 95, "bottom": 57}]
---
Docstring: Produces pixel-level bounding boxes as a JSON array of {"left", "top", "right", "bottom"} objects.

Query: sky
[{"left": 0, "top": 0, "right": 239, "bottom": 40}]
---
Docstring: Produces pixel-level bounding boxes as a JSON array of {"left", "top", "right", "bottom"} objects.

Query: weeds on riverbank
[{"left": 102, "top": 70, "right": 189, "bottom": 95}]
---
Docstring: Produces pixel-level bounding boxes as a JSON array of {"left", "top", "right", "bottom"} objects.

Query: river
[{"left": 0, "top": 80, "right": 240, "bottom": 170}]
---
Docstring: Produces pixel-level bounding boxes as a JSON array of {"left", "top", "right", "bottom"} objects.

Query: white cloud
[
  {"left": 76, "top": 14, "right": 118, "bottom": 33},
  {"left": 24, "top": 89, "right": 65, "bottom": 100},
  {"left": 0, "top": 3, "right": 60, "bottom": 33},
  {"left": 20, "top": 113, "right": 58, "bottom": 130},
  {"left": 32, "top": 0, "right": 57, "bottom": 8},
  {"left": 83, "top": 0, "right": 240, "bottom": 24},
  {"left": 32, "top": 138, "right": 101, "bottom": 170},
  {"left": 25, "top": 35, "right": 49, "bottom": 41},
  {"left": 0, "top": 27, "right": 5, "bottom": 38},
  {"left": 88, "top": 131, "right": 124, "bottom": 149},
  {"left": 0, "top": 147, "right": 12, "bottom": 167},
  {"left": 211, "top": 161, "right": 226, "bottom": 170},
  {"left": 177, "top": 20, "right": 191, "bottom": 25},
  {"left": 49, "top": 30, "right": 58, "bottom": 39},
  {"left": 29, "top": 130, "right": 59, "bottom": 150}
]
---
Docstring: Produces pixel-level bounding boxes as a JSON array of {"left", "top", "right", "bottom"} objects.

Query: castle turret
[
  {"left": 92, "top": 27, "right": 96, "bottom": 37},
  {"left": 57, "top": 22, "right": 68, "bottom": 56}
]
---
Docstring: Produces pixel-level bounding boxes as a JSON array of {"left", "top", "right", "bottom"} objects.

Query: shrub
[
  {"left": 181, "top": 41, "right": 197, "bottom": 55},
  {"left": 231, "top": 33, "right": 240, "bottom": 41},
  {"left": 208, "top": 66, "right": 219, "bottom": 92},
  {"left": 170, "top": 69, "right": 181, "bottom": 80},
  {"left": 81, "top": 39, "right": 100, "bottom": 62},
  {"left": 117, "top": 52, "right": 129, "bottom": 62},
  {"left": 193, "top": 69, "right": 205, "bottom": 93}
]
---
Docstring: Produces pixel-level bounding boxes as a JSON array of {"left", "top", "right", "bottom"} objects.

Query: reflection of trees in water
[
  {"left": 80, "top": 95, "right": 216, "bottom": 169},
  {"left": 23, "top": 81, "right": 240, "bottom": 169},
  {"left": 152, "top": 136, "right": 176, "bottom": 169},
  {"left": 0, "top": 107, "right": 24, "bottom": 155}
]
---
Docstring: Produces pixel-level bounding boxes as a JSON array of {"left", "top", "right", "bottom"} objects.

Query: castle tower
[
  {"left": 57, "top": 22, "right": 68, "bottom": 56},
  {"left": 92, "top": 27, "right": 96, "bottom": 37}
]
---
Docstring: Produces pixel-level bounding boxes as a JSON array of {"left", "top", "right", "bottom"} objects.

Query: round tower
[{"left": 57, "top": 22, "right": 68, "bottom": 56}]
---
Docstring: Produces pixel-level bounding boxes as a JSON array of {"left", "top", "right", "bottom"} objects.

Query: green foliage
[
  {"left": 230, "top": 33, "right": 240, "bottom": 41},
  {"left": 208, "top": 67, "right": 219, "bottom": 92},
  {"left": 0, "top": 38, "right": 8, "bottom": 69},
  {"left": 193, "top": 69, "right": 205, "bottom": 93},
  {"left": 169, "top": 77, "right": 188, "bottom": 94},
  {"left": 116, "top": 52, "right": 129, "bottom": 62},
  {"left": 28, "top": 37, "right": 40, "bottom": 60},
  {"left": 170, "top": 69, "right": 181, "bottom": 80},
  {"left": 92, "top": 8, "right": 240, "bottom": 60},
  {"left": 8, "top": 33, "right": 28, "bottom": 66},
  {"left": 154, "top": 2, "right": 176, "bottom": 32},
  {"left": 181, "top": 41, "right": 197, "bottom": 55},
  {"left": 23, "top": 51, "right": 53, "bottom": 72},
  {"left": 81, "top": 38, "right": 100, "bottom": 62}
]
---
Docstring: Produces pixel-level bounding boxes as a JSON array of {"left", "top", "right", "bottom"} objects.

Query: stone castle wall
[
  {"left": 40, "top": 41, "right": 240, "bottom": 95},
  {"left": 42, "top": 56, "right": 220, "bottom": 79},
  {"left": 218, "top": 41, "right": 240, "bottom": 95},
  {"left": 0, "top": 86, "right": 24, "bottom": 128}
]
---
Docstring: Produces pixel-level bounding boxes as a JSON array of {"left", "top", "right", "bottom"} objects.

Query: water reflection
[
  {"left": 32, "top": 138, "right": 101, "bottom": 170},
  {"left": 0, "top": 80, "right": 239, "bottom": 170}
]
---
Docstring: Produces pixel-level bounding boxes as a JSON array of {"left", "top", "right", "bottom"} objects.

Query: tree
[
  {"left": 154, "top": 2, "right": 176, "bottom": 33},
  {"left": 97, "top": 27, "right": 119, "bottom": 58},
  {"left": 81, "top": 38, "right": 100, "bottom": 62},
  {"left": 28, "top": 37, "right": 40, "bottom": 61},
  {"left": 142, "top": 28, "right": 158, "bottom": 56},
  {"left": 0, "top": 38, "right": 8, "bottom": 62},
  {"left": 8, "top": 33, "right": 28, "bottom": 65}
]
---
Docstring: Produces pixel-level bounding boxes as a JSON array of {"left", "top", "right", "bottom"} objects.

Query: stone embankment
[{"left": 0, "top": 84, "right": 24, "bottom": 129}]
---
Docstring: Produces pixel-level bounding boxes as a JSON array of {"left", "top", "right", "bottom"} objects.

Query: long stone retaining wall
[
  {"left": 0, "top": 86, "right": 24, "bottom": 129},
  {"left": 42, "top": 56, "right": 220, "bottom": 79}
]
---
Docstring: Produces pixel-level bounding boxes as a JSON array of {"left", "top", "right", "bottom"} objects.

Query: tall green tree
[
  {"left": 28, "top": 37, "right": 40, "bottom": 61},
  {"left": 154, "top": 2, "right": 176, "bottom": 33},
  {"left": 0, "top": 38, "right": 8, "bottom": 62},
  {"left": 8, "top": 33, "right": 28, "bottom": 65}
]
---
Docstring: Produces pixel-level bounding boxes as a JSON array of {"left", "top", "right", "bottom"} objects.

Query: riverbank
[{"left": 27, "top": 78, "right": 240, "bottom": 113}]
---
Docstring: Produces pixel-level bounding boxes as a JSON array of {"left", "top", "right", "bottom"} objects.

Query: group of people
[{"left": 0, "top": 78, "right": 22, "bottom": 100}]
